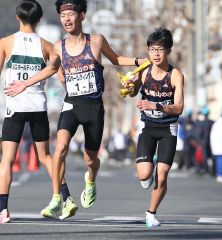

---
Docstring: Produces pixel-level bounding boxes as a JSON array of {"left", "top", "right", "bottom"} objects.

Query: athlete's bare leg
[
  {"left": 34, "top": 140, "right": 65, "bottom": 184},
  {"left": 83, "top": 149, "right": 100, "bottom": 182},
  {"left": 52, "top": 129, "right": 72, "bottom": 194},
  {"left": 148, "top": 163, "right": 171, "bottom": 212},
  {"left": 136, "top": 162, "right": 154, "bottom": 181},
  {"left": 0, "top": 142, "right": 19, "bottom": 193}
]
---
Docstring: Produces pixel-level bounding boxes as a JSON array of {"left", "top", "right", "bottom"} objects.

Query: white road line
[
  {"left": 12, "top": 213, "right": 41, "bottom": 218},
  {"left": 98, "top": 171, "right": 114, "bottom": 177},
  {"left": 11, "top": 172, "right": 31, "bottom": 187},
  {"left": 169, "top": 172, "right": 189, "bottom": 178},
  {"left": 8, "top": 213, "right": 222, "bottom": 227},
  {"left": 11, "top": 212, "right": 221, "bottom": 218},
  {"left": 93, "top": 216, "right": 143, "bottom": 221},
  {"left": 198, "top": 217, "right": 222, "bottom": 224},
  {"left": 9, "top": 222, "right": 146, "bottom": 228},
  {"left": 11, "top": 213, "right": 144, "bottom": 221}
]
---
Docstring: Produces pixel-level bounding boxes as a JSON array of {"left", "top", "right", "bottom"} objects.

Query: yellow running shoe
[
  {"left": 80, "top": 171, "right": 96, "bottom": 208},
  {"left": 41, "top": 194, "right": 62, "bottom": 218},
  {"left": 59, "top": 196, "right": 78, "bottom": 220}
]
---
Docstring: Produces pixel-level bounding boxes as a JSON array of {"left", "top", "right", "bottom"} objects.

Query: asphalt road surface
[{"left": 0, "top": 158, "right": 222, "bottom": 240}]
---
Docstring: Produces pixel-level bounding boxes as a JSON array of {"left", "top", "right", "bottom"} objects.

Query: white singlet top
[{"left": 5, "top": 31, "right": 47, "bottom": 116}]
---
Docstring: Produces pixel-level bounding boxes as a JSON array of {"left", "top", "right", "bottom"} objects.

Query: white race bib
[
  {"left": 11, "top": 63, "right": 41, "bottom": 86},
  {"left": 65, "top": 71, "right": 97, "bottom": 96},
  {"left": 143, "top": 100, "right": 172, "bottom": 118},
  {"left": 144, "top": 109, "right": 166, "bottom": 118}
]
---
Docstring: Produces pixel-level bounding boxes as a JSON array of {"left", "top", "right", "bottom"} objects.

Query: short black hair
[
  {"left": 55, "top": 0, "right": 87, "bottom": 14},
  {"left": 16, "top": 0, "right": 43, "bottom": 25},
  {"left": 147, "top": 27, "right": 173, "bottom": 49}
]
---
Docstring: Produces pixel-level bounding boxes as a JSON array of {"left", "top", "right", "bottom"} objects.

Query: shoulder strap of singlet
[
  {"left": 85, "top": 33, "right": 92, "bottom": 53},
  {"left": 166, "top": 64, "right": 174, "bottom": 77},
  {"left": 85, "top": 33, "right": 90, "bottom": 43},
  {"left": 147, "top": 64, "right": 152, "bottom": 74},
  {"left": 143, "top": 64, "right": 152, "bottom": 83},
  {"left": 61, "top": 38, "right": 66, "bottom": 59},
  {"left": 61, "top": 34, "right": 90, "bottom": 57}
]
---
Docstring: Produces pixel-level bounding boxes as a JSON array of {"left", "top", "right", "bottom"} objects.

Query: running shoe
[
  {"left": 140, "top": 175, "right": 154, "bottom": 189},
  {"left": 59, "top": 196, "right": 78, "bottom": 220},
  {"left": 41, "top": 194, "right": 62, "bottom": 218},
  {"left": 80, "top": 171, "right": 96, "bottom": 208},
  {"left": 0, "top": 209, "right": 11, "bottom": 224},
  {"left": 145, "top": 212, "right": 161, "bottom": 228},
  {"left": 140, "top": 154, "right": 158, "bottom": 189}
]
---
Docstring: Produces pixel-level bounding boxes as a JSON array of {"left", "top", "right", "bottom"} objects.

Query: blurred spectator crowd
[{"left": 174, "top": 107, "right": 222, "bottom": 184}]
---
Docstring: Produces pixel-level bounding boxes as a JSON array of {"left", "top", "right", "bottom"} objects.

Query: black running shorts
[
  {"left": 57, "top": 99, "right": 104, "bottom": 151},
  {"left": 136, "top": 122, "right": 177, "bottom": 166},
  {"left": 2, "top": 111, "right": 49, "bottom": 143}
]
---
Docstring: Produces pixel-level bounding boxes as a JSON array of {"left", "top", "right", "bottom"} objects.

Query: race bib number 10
[
  {"left": 66, "top": 71, "right": 97, "bottom": 96},
  {"left": 11, "top": 63, "right": 41, "bottom": 86}
]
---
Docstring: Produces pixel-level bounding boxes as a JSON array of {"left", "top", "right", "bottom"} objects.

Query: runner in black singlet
[{"left": 125, "top": 27, "right": 184, "bottom": 228}]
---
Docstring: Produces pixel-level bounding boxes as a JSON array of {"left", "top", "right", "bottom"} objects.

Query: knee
[
  {"left": 137, "top": 170, "right": 152, "bottom": 181},
  {"left": 0, "top": 162, "right": 11, "bottom": 178},
  {"left": 156, "top": 175, "right": 167, "bottom": 188},
  {"left": 54, "top": 143, "right": 69, "bottom": 159}
]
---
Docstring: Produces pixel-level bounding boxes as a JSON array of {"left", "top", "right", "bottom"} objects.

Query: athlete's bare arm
[
  {"left": 57, "top": 66, "right": 65, "bottom": 87},
  {"left": 5, "top": 41, "right": 62, "bottom": 97},
  {"left": 0, "top": 38, "right": 6, "bottom": 74},
  {"left": 41, "top": 38, "right": 53, "bottom": 62},
  {"left": 161, "top": 69, "right": 184, "bottom": 115},
  {"left": 42, "top": 39, "right": 65, "bottom": 87},
  {"left": 0, "top": 35, "right": 14, "bottom": 74},
  {"left": 91, "top": 34, "right": 145, "bottom": 66}
]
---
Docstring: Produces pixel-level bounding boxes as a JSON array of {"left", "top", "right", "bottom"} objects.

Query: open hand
[
  {"left": 4, "top": 80, "right": 27, "bottom": 96},
  {"left": 137, "top": 100, "right": 155, "bottom": 111}
]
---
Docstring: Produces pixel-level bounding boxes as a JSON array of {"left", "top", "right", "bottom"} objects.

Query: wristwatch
[
  {"left": 156, "top": 103, "right": 163, "bottom": 112},
  {"left": 135, "top": 57, "right": 140, "bottom": 67}
]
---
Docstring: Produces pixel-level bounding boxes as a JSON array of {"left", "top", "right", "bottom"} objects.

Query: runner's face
[
  {"left": 147, "top": 44, "right": 170, "bottom": 66},
  {"left": 60, "top": 10, "right": 84, "bottom": 33}
]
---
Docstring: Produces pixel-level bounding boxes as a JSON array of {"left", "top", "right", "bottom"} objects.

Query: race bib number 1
[
  {"left": 144, "top": 100, "right": 171, "bottom": 118},
  {"left": 144, "top": 109, "right": 166, "bottom": 118},
  {"left": 66, "top": 71, "right": 97, "bottom": 96}
]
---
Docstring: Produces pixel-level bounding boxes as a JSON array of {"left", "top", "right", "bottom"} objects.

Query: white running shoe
[
  {"left": 0, "top": 209, "right": 11, "bottom": 224},
  {"left": 145, "top": 212, "right": 161, "bottom": 228},
  {"left": 140, "top": 176, "right": 154, "bottom": 189},
  {"left": 140, "top": 154, "right": 158, "bottom": 189}
]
